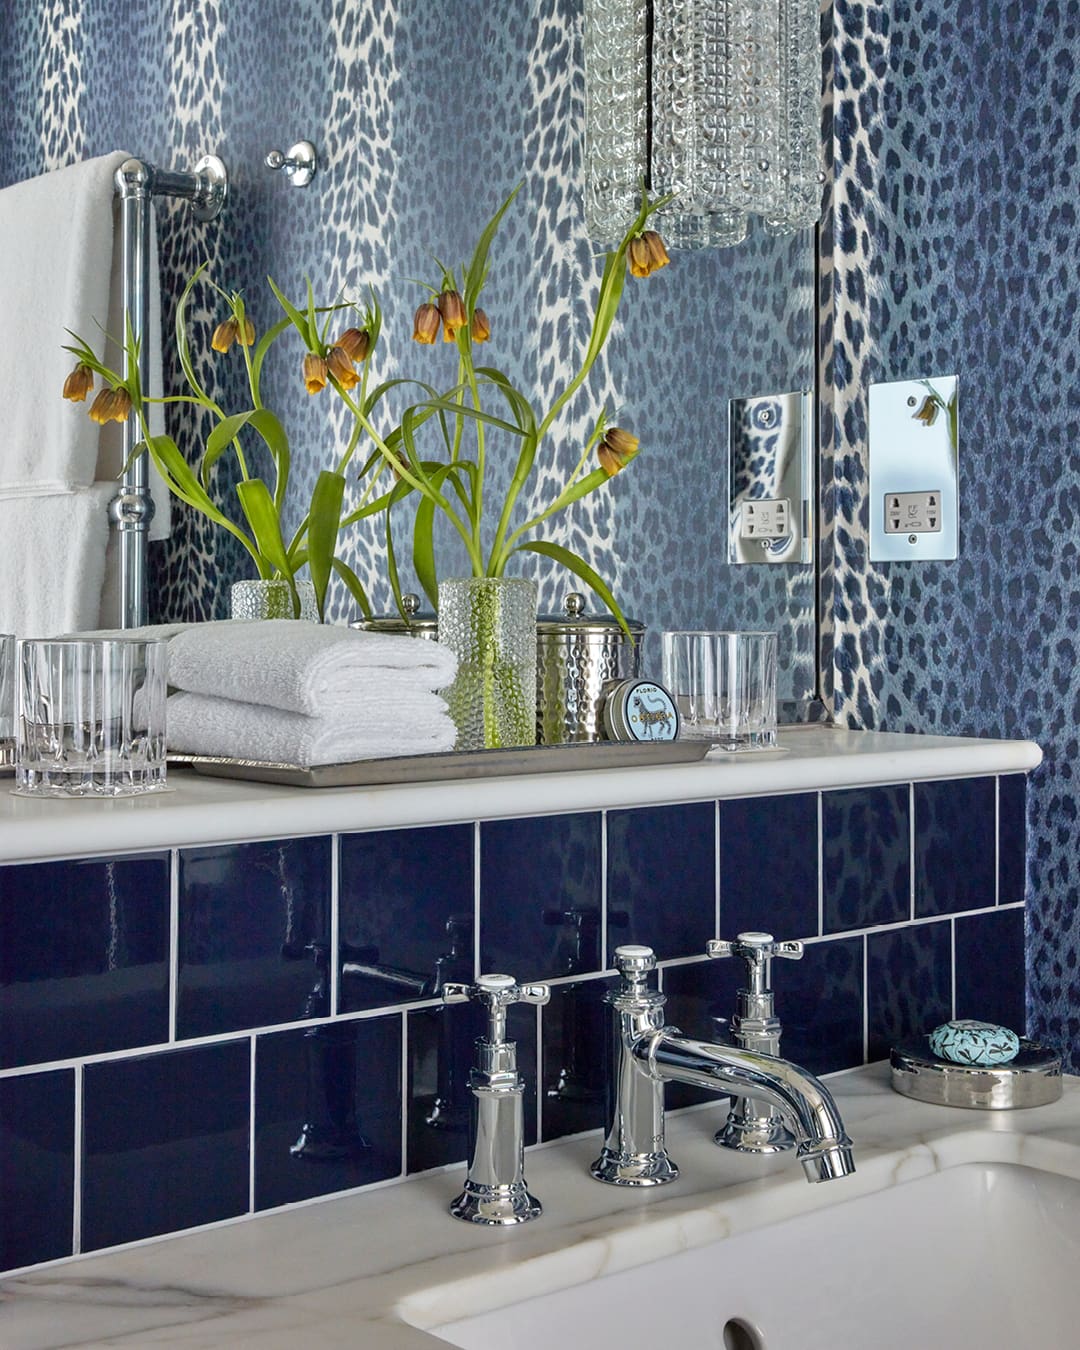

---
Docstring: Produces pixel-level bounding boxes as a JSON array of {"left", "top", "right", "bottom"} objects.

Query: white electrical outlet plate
[
  {"left": 728, "top": 391, "right": 812, "bottom": 565},
  {"left": 869, "top": 376, "right": 958, "bottom": 562}
]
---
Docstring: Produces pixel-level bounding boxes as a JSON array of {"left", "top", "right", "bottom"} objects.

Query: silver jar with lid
[{"left": 536, "top": 593, "right": 645, "bottom": 745}]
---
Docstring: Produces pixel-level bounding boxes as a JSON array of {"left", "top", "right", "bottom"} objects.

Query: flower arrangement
[{"left": 62, "top": 185, "right": 671, "bottom": 629}]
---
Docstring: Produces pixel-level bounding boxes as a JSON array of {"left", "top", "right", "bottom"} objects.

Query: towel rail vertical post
[{"left": 111, "top": 154, "right": 228, "bottom": 628}]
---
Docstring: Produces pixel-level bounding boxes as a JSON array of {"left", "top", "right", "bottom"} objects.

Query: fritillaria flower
[
  {"left": 413, "top": 302, "right": 440, "bottom": 344},
  {"left": 438, "top": 289, "right": 467, "bottom": 340},
  {"left": 326, "top": 345, "right": 360, "bottom": 390},
  {"left": 597, "top": 426, "right": 639, "bottom": 477},
  {"left": 62, "top": 363, "right": 94, "bottom": 402},
  {"left": 211, "top": 317, "right": 239, "bottom": 352},
  {"left": 336, "top": 327, "right": 371, "bottom": 362},
  {"left": 628, "top": 229, "right": 670, "bottom": 278},
  {"left": 912, "top": 395, "right": 940, "bottom": 427},
  {"left": 470, "top": 308, "right": 491, "bottom": 343},
  {"left": 303, "top": 352, "right": 328, "bottom": 394},
  {"left": 88, "top": 387, "right": 133, "bottom": 425}
]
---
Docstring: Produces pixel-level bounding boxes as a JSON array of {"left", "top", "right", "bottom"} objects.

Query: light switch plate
[
  {"left": 869, "top": 375, "right": 958, "bottom": 562},
  {"left": 728, "top": 390, "right": 812, "bottom": 565}
]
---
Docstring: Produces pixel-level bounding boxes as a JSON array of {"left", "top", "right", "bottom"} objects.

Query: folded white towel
[
  {"left": 0, "top": 484, "right": 115, "bottom": 636},
  {"left": 167, "top": 620, "right": 458, "bottom": 715},
  {"left": 166, "top": 691, "right": 457, "bottom": 766}
]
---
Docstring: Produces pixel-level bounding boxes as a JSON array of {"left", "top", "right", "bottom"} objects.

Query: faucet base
[
  {"left": 450, "top": 1179, "right": 543, "bottom": 1226},
  {"left": 590, "top": 1146, "right": 679, "bottom": 1187},
  {"left": 715, "top": 1112, "right": 796, "bottom": 1154}
]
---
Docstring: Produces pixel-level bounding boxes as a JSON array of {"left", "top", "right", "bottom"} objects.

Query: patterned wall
[
  {"left": 0, "top": 0, "right": 816, "bottom": 695},
  {"left": 826, "top": 0, "right": 1080, "bottom": 1067}
]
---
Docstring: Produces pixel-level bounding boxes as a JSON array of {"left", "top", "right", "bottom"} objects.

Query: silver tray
[{"left": 169, "top": 738, "right": 712, "bottom": 788}]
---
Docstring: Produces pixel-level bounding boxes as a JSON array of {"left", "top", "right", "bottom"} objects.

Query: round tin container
[
  {"left": 601, "top": 678, "right": 679, "bottom": 742},
  {"left": 890, "top": 1036, "right": 1062, "bottom": 1109},
  {"left": 536, "top": 593, "right": 645, "bottom": 745}
]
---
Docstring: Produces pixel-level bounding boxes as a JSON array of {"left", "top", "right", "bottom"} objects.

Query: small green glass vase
[
  {"left": 437, "top": 577, "right": 538, "bottom": 750},
  {"left": 230, "top": 579, "right": 318, "bottom": 621}
]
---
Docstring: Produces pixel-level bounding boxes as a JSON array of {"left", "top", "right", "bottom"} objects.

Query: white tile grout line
[
  {"left": 399, "top": 1011, "right": 409, "bottom": 1180},
  {"left": 247, "top": 1035, "right": 257, "bottom": 1214},
  {"left": 950, "top": 918, "right": 957, "bottom": 1021},
  {"left": 817, "top": 791, "right": 824, "bottom": 937},
  {"left": 0, "top": 905, "right": 1029, "bottom": 1083},
  {"left": 600, "top": 810, "right": 609, "bottom": 968},
  {"left": 168, "top": 849, "right": 179, "bottom": 1043},
  {"left": 330, "top": 834, "right": 340, "bottom": 1016},
  {"left": 72, "top": 1063, "right": 83, "bottom": 1255},
  {"left": 995, "top": 775, "right": 1001, "bottom": 906},
  {"left": 862, "top": 934, "right": 869, "bottom": 1064},
  {"left": 909, "top": 782, "right": 916, "bottom": 921},
  {"left": 473, "top": 821, "right": 482, "bottom": 981},
  {"left": 714, "top": 799, "right": 722, "bottom": 938}
]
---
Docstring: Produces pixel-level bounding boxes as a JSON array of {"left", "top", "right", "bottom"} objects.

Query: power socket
[
  {"left": 883, "top": 491, "right": 943, "bottom": 535},
  {"left": 740, "top": 498, "right": 790, "bottom": 539}
]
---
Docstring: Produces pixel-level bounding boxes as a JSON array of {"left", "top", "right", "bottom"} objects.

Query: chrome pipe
[{"left": 110, "top": 154, "right": 227, "bottom": 628}]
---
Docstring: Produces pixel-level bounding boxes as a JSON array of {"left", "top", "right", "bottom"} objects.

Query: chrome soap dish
[{"left": 891, "top": 1035, "right": 1062, "bottom": 1110}]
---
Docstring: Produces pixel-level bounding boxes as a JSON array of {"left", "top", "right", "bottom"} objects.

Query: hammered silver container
[
  {"left": 536, "top": 594, "right": 644, "bottom": 745},
  {"left": 354, "top": 592, "right": 644, "bottom": 745}
]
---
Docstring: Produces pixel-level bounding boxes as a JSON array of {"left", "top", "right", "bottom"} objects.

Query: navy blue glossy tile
[
  {"left": 606, "top": 804, "right": 715, "bottom": 963},
  {"left": 719, "top": 794, "right": 818, "bottom": 939},
  {"left": 956, "top": 907, "right": 1026, "bottom": 1034},
  {"left": 177, "top": 837, "right": 331, "bottom": 1038},
  {"left": 255, "top": 1014, "right": 401, "bottom": 1210},
  {"left": 662, "top": 937, "right": 864, "bottom": 1110},
  {"left": 867, "top": 923, "right": 952, "bottom": 1061},
  {"left": 0, "top": 1069, "right": 74, "bottom": 1270},
  {"left": 914, "top": 779, "right": 996, "bottom": 917},
  {"left": 339, "top": 825, "right": 474, "bottom": 1014},
  {"left": 0, "top": 854, "right": 169, "bottom": 1069},
  {"left": 407, "top": 1000, "right": 536, "bottom": 1173},
  {"left": 998, "top": 775, "right": 1027, "bottom": 907},
  {"left": 480, "top": 815, "right": 602, "bottom": 982},
  {"left": 82, "top": 1041, "right": 249, "bottom": 1251},
  {"left": 541, "top": 974, "right": 617, "bottom": 1142},
  {"left": 823, "top": 786, "right": 910, "bottom": 933}
]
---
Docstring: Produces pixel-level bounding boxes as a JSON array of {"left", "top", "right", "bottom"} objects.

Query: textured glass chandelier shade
[{"left": 584, "top": 0, "right": 822, "bottom": 248}]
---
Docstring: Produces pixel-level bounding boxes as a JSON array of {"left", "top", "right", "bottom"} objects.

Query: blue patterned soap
[{"left": 929, "top": 1020, "right": 1021, "bottom": 1066}]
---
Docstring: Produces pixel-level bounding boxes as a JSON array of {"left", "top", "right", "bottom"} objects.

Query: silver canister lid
[
  {"left": 351, "top": 592, "right": 438, "bottom": 638},
  {"left": 536, "top": 592, "right": 644, "bottom": 640}
]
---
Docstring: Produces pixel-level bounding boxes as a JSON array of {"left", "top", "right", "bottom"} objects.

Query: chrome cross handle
[
  {"left": 441, "top": 974, "right": 549, "bottom": 1226},
  {"left": 706, "top": 932, "right": 804, "bottom": 1155}
]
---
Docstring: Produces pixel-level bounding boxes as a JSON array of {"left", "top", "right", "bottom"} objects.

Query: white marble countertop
[
  {"left": 4, "top": 1062, "right": 1078, "bottom": 1349},
  {"left": 0, "top": 728, "right": 1042, "bottom": 864}
]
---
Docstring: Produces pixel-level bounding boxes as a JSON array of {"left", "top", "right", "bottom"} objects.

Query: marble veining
[{"left": 3, "top": 1064, "right": 1079, "bottom": 1348}]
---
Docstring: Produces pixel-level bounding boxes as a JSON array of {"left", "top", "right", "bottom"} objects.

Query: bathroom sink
[{"left": 422, "top": 1162, "right": 1080, "bottom": 1350}]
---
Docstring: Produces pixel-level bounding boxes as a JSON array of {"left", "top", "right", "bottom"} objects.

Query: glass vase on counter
[
  {"left": 437, "top": 577, "right": 537, "bottom": 751},
  {"left": 230, "top": 579, "right": 318, "bottom": 622}
]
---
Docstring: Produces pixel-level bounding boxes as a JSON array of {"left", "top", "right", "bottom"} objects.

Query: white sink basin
[{"left": 425, "top": 1163, "right": 1080, "bottom": 1350}]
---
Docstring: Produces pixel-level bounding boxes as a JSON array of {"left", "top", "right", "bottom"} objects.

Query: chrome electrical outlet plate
[
  {"left": 728, "top": 390, "right": 813, "bottom": 565},
  {"left": 869, "top": 375, "right": 959, "bottom": 562}
]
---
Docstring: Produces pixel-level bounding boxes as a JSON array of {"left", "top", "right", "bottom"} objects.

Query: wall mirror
[{"left": 0, "top": 0, "right": 821, "bottom": 713}]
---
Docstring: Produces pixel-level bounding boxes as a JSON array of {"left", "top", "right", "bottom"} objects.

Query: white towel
[
  {"left": 167, "top": 620, "right": 459, "bottom": 715},
  {"left": 0, "top": 484, "right": 115, "bottom": 637},
  {"left": 166, "top": 691, "right": 458, "bottom": 766},
  {"left": 0, "top": 152, "right": 169, "bottom": 537}
]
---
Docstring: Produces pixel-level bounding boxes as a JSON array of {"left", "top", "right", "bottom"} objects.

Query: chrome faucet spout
[
  {"left": 590, "top": 945, "right": 855, "bottom": 1189},
  {"left": 643, "top": 1034, "right": 855, "bottom": 1183}
]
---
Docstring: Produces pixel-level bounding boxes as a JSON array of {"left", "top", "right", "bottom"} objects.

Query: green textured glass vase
[
  {"left": 438, "top": 577, "right": 538, "bottom": 750},
  {"left": 230, "top": 579, "right": 318, "bottom": 621}
]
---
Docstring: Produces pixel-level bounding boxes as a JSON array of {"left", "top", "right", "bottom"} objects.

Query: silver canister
[{"left": 536, "top": 594, "right": 644, "bottom": 745}]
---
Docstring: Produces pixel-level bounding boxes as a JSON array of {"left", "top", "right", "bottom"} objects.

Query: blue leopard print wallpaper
[
  {"left": 826, "top": 0, "right": 1080, "bottom": 1067},
  {"left": 0, "top": 0, "right": 816, "bottom": 698}
]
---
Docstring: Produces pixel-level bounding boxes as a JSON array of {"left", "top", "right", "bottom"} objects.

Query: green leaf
[
  {"left": 417, "top": 396, "right": 524, "bottom": 438},
  {"left": 250, "top": 315, "right": 292, "bottom": 393},
  {"left": 175, "top": 262, "right": 210, "bottom": 402},
  {"left": 464, "top": 182, "right": 522, "bottom": 306},
  {"left": 332, "top": 557, "right": 373, "bottom": 621},
  {"left": 513, "top": 540, "right": 633, "bottom": 639},
  {"left": 267, "top": 276, "right": 312, "bottom": 347},
  {"left": 236, "top": 477, "right": 296, "bottom": 598},
  {"left": 307, "top": 470, "right": 346, "bottom": 619}
]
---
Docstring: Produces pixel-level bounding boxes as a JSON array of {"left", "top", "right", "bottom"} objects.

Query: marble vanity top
[
  {"left": 0, "top": 727, "right": 1041, "bottom": 863},
  {"left": 4, "top": 1063, "right": 1078, "bottom": 1349}
]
